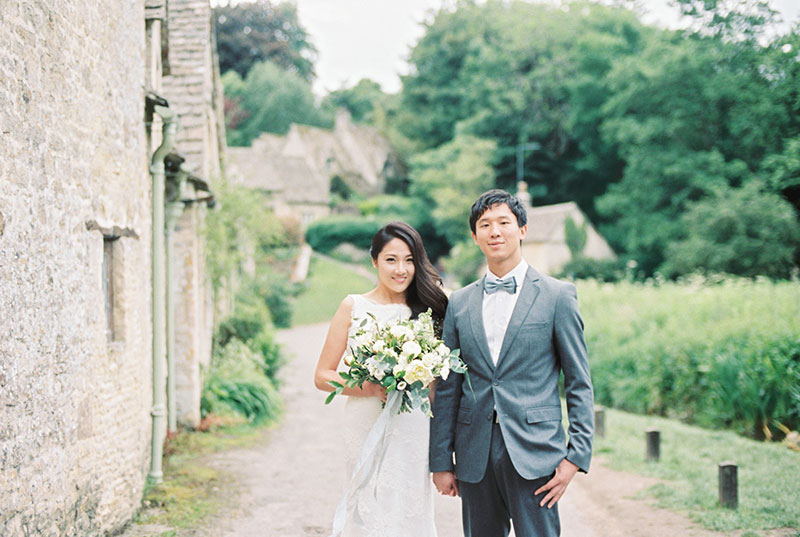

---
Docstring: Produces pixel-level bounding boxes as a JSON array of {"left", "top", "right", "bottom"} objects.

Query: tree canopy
[
  {"left": 214, "top": 0, "right": 316, "bottom": 81},
  {"left": 392, "top": 0, "right": 800, "bottom": 277},
  {"left": 223, "top": 61, "right": 332, "bottom": 146}
]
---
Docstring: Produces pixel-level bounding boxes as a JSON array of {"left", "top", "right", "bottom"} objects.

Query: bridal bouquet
[{"left": 325, "top": 309, "right": 467, "bottom": 417}]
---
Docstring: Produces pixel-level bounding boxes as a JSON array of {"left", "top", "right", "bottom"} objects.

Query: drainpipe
[
  {"left": 148, "top": 105, "right": 177, "bottom": 485},
  {"left": 165, "top": 167, "right": 188, "bottom": 433}
]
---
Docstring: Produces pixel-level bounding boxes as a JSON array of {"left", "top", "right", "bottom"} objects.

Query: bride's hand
[{"left": 362, "top": 381, "right": 387, "bottom": 402}]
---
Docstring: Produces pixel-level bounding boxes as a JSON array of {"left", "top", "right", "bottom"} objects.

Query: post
[
  {"left": 594, "top": 407, "right": 605, "bottom": 438},
  {"left": 718, "top": 462, "right": 738, "bottom": 509},
  {"left": 646, "top": 429, "right": 660, "bottom": 462}
]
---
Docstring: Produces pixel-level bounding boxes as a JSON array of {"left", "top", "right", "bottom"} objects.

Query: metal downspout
[
  {"left": 165, "top": 168, "right": 188, "bottom": 433},
  {"left": 148, "top": 105, "right": 177, "bottom": 484}
]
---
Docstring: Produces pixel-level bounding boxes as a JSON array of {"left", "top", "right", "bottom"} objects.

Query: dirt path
[{"left": 192, "top": 322, "right": 770, "bottom": 537}]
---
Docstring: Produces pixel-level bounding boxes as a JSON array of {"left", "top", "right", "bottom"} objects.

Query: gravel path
[{"left": 192, "top": 322, "right": 770, "bottom": 537}]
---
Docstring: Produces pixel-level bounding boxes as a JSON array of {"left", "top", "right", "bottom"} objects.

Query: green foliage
[
  {"left": 409, "top": 135, "right": 496, "bottom": 249},
  {"left": 205, "top": 181, "right": 292, "bottom": 291},
  {"left": 394, "top": 1, "right": 800, "bottom": 277},
  {"left": 223, "top": 61, "right": 333, "bottom": 146},
  {"left": 356, "top": 195, "right": 450, "bottom": 261},
  {"left": 578, "top": 277, "right": 800, "bottom": 439},
  {"left": 557, "top": 257, "right": 625, "bottom": 282},
  {"left": 441, "top": 241, "right": 485, "bottom": 287},
  {"left": 662, "top": 182, "right": 800, "bottom": 278},
  {"left": 202, "top": 340, "right": 282, "bottom": 423},
  {"left": 304, "top": 216, "right": 382, "bottom": 254},
  {"left": 213, "top": 1, "right": 316, "bottom": 81},
  {"left": 322, "top": 78, "right": 388, "bottom": 124},
  {"left": 564, "top": 216, "right": 587, "bottom": 257}
]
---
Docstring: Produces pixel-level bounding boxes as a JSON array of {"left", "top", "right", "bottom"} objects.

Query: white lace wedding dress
[{"left": 338, "top": 294, "right": 437, "bottom": 537}]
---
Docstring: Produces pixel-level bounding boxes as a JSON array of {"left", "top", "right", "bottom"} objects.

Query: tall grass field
[{"left": 577, "top": 277, "right": 800, "bottom": 440}]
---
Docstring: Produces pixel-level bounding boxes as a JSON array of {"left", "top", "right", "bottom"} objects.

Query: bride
[{"left": 314, "top": 221, "right": 448, "bottom": 537}]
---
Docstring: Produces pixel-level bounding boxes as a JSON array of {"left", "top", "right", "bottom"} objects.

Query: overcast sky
[{"left": 216, "top": 0, "right": 800, "bottom": 95}]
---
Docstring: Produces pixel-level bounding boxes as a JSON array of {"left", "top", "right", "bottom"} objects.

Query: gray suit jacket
[{"left": 430, "top": 267, "right": 594, "bottom": 483}]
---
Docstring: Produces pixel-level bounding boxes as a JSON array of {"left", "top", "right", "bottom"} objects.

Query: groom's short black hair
[{"left": 469, "top": 189, "right": 528, "bottom": 233}]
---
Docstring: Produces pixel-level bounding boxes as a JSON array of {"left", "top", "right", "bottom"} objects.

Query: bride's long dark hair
[{"left": 370, "top": 221, "right": 448, "bottom": 333}]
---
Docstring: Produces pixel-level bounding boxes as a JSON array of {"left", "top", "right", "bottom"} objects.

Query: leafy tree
[
  {"left": 214, "top": 0, "right": 316, "bottom": 81},
  {"left": 409, "top": 135, "right": 496, "bottom": 248},
  {"left": 661, "top": 181, "right": 800, "bottom": 279},
  {"left": 222, "top": 61, "right": 333, "bottom": 146},
  {"left": 398, "top": 1, "right": 650, "bottom": 215},
  {"left": 322, "top": 79, "right": 388, "bottom": 124}
]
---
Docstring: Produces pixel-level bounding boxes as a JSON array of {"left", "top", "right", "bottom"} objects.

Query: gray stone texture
[{"left": 0, "top": 0, "right": 221, "bottom": 534}]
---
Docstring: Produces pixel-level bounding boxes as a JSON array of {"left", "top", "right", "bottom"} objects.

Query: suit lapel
[
  {"left": 496, "top": 267, "right": 541, "bottom": 365},
  {"left": 467, "top": 278, "right": 495, "bottom": 372}
]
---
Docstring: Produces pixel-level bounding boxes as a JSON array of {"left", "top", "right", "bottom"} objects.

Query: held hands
[
  {"left": 362, "top": 381, "right": 387, "bottom": 402},
  {"left": 433, "top": 471, "right": 459, "bottom": 497},
  {"left": 534, "top": 458, "right": 579, "bottom": 508}
]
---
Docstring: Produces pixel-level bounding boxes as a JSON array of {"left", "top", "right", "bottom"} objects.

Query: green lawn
[
  {"left": 292, "top": 254, "right": 374, "bottom": 326},
  {"left": 592, "top": 405, "right": 800, "bottom": 534}
]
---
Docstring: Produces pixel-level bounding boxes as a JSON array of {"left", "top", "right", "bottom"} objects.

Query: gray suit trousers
[{"left": 459, "top": 421, "right": 561, "bottom": 537}]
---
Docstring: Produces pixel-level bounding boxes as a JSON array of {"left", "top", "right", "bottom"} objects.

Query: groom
[{"left": 430, "top": 189, "right": 594, "bottom": 537}]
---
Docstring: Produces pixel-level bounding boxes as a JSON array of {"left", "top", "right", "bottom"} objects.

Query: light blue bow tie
[{"left": 484, "top": 276, "right": 517, "bottom": 294}]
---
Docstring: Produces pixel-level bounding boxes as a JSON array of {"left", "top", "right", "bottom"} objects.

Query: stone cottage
[
  {"left": 516, "top": 182, "right": 616, "bottom": 275},
  {"left": 0, "top": 1, "right": 224, "bottom": 535},
  {"left": 227, "top": 109, "right": 405, "bottom": 226}
]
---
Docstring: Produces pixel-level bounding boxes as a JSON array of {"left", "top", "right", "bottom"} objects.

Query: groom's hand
[
  {"left": 534, "top": 458, "right": 579, "bottom": 508},
  {"left": 433, "top": 471, "right": 460, "bottom": 497}
]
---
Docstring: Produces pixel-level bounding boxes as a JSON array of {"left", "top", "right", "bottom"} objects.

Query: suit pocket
[
  {"left": 525, "top": 406, "right": 562, "bottom": 424},
  {"left": 457, "top": 408, "right": 473, "bottom": 425}
]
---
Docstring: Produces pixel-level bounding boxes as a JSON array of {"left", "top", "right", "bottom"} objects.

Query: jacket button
[
  {"left": 486, "top": 412, "right": 493, "bottom": 421},
  {"left": 493, "top": 380, "right": 499, "bottom": 386}
]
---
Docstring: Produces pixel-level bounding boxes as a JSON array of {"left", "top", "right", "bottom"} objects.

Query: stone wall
[
  {"left": 162, "top": 0, "right": 224, "bottom": 427},
  {"left": 0, "top": 1, "right": 154, "bottom": 535}
]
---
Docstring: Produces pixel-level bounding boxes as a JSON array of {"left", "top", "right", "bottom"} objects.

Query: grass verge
[
  {"left": 133, "top": 418, "right": 267, "bottom": 532},
  {"left": 594, "top": 406, "right": 800, "bottom": 533},
  {"left": 292, "top": 253, "right": 374, "bottom": 326}
]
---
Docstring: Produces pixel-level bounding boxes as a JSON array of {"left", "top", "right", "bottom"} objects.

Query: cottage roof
[{"left": 524, "top": 201, "right": 585, "bottom": 244}]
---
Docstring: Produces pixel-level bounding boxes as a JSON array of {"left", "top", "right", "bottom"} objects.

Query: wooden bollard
[
  {"left": 719, "top": 462, "right": 738, "bottom": 509},
  {"left": 646, "top": 429, "right": 660, "bottom": 462},
  {"left": 594, "top": 407, "right": 605, "bottom": 438}
]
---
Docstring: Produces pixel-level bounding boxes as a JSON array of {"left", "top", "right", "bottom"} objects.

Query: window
[{"left": 103, "top": 237, "right": 117, "bottom": 341}]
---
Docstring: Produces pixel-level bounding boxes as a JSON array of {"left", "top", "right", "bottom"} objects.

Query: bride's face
[{"left": 372, "top": 238, "right": 415, "bottom": 296}]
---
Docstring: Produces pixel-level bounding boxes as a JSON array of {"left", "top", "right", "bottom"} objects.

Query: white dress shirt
[{"left": 482, "top": 259, "right": 528, "bottom": 365}]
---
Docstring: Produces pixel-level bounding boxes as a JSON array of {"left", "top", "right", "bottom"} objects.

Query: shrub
[
  {"left": 201, "top": 340, "right": 282, "bottom": 423},
  {"left": 305, "top": 216, "right": 382, "bottom": 253},
  {"left": 215, "top": 309, "right": 266, "bottom": 348},
  {"left": 557, "top": 256, "right": 625, "bottom": 282},
  {"left": 579, "top": 277, "right": 800, "bottom": 439}
]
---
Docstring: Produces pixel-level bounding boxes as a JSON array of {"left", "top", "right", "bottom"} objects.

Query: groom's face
[{"left": 471, "top": 203, "right": 527, "bottom": 266}]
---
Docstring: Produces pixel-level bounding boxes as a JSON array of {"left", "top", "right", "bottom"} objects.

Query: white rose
[
  {"left": 353, "top": 332, "right": 371, "bottom": 347},
  {"left": 440, "top": 360, "right": 450, "bottom": 381},
  {"left": 389, "top": 324, "right": 412, "bottom": 340},
  {"left": 404, "top": 361, "right": 434, "bottom": 386},
  {"left": 392, "top": 363, "right": 405, "bottom": 376},
  {"left": 371, "top": 340, "right": 386, "bottom": 353},
  {"left": 421, "top": 352, "right": 438, "bottom": 368},
  {"left": 397, "top": 381, "right": 408, "bottom": 391},
  {"left": 436, "top": 343, "right": 450, "bottom": 356},
  {"left": 401, "top": 340, "right": 422, "bottom": 358},
  {"left": 385, "top": 348, "right": 399, "bottom": 359}
]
